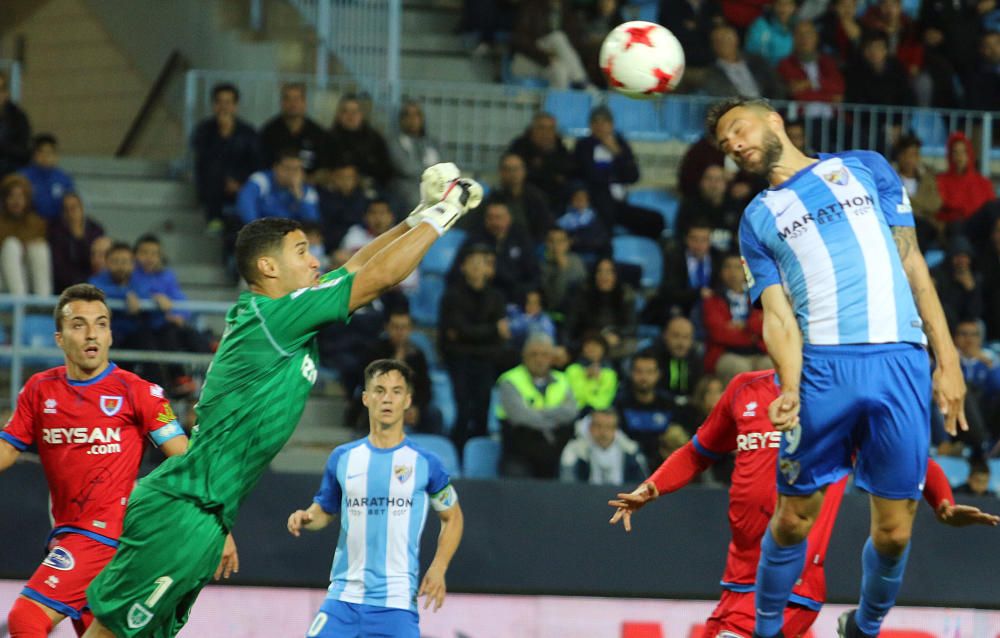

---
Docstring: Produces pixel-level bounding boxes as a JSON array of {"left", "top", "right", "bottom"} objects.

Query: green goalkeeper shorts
[{"left": 86, "top": 483, "right": 226, "bottom": 637}]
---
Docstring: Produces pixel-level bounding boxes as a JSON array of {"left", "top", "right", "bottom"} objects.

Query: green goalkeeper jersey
[{"left": 141, "top": 268, "right": 354, "bottom": 529}]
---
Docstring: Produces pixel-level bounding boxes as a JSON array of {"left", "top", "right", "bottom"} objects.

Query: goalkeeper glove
[
  {"left": 419, "top": 177, "right": 484, "bottom": 236},
  {"left": 405, "top": 162, "right": 461, "bottom": 228}
]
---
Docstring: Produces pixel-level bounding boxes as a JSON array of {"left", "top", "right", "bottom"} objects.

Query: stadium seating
[
  {"left": 21, "top": 314, "right": 63, "bottom": 368},
  {"left": 408, "top": 275, "right": 446, "bottom": 326},
  {"left": 990, "top": 458, "right": 1000, "bottom": 495},
  {"left": 908, "top": 111, "right": 947, "bottom": 156},
  {"left": 430, "top": 368, "right": 457, "bottom": 434},
  {"left": 409, "top": 330, "right": 439, "bottom": 369},
  {"left": 419, "top": 228, "right": 466, "bottom": 276},
  {"left": 462, "top": 436, "right": 501, "bottom": 479},
  {"left": 662, "top": 99, "right": 707, "bottom": 143},
  {"left": 542, "top": 89, "right": 593, "bottom": 137},
  {"left": 627, "top": 189, "right": 679, "bottom": 235},
  {"left": 487, "top": 386, "right": 502, "bottom": 435},
  {"left": 933, "top": 455, "right": 970, "bottom": 487},
  {"left": 607, "top": 94, "right": 670, "bottom": 142},
  {"left": 612, "top": 235, "right": 664, "bottom": 289},
  {"left": 406, "top": 433, "right": 461, "bottom": 477}
]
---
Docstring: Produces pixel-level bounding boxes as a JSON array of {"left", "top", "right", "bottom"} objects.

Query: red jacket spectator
[
  {"left": 722, "top": 0, "right": 770, "bottom": 30},
  {"left": 778, "top": 22, "right": 845, "bottom": 104},
  {"left": 702, "top": 293, "right": 765, "bottom": 373},
  {"left": 860, "top": 0, "right": 924, "bottom": 75},
  {"left": 936, "top": 132, "right": 996, "bottom": 223}
]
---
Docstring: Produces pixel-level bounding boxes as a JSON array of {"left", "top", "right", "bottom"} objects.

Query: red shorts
[
  {"left": 22, "top": 532, "right": 117, "bottom": 620},
  {"left": 702, "top": 590, "right": 819, "bottom": 638}
]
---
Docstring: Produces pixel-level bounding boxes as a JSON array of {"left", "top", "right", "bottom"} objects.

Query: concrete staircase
[{"left": 399, "top": 0, "right": 495, "bottom": 83}]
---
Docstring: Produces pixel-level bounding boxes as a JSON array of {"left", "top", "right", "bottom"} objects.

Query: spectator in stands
[
  {"left": 236, "top": 148, "right": 320, "bottom": 226},
  {"left": 955, "top": 319, "right": 1000, "bottom": 438},
  {"left": 488, "top": 152, "right": 553, "bottom": 242},
  {"left": 555, "top": 183, "right": 609, "bottom": 259},
  {"left": 440, "top": 245, "right": 509, "bottom": 450},
  {"left": 859, "top": 0, "right": 928, "bottom": 97},
  {"left": 703, "top": 254, "right": 768, "bottom": 381},
  {"left": 560, "top": 409, "right": 647, "bottom": 484},
  {"left": 614, "top": 350, "right": 678, "bottom": 465},
  {"left": 982, "top": 217, "right": 1000, "bottom": 341},
  {"left": 364, "top": 308, "right": 437, "bottom": 434},
  {"left": 936, "top": 132, "right": 996, "bottom": 225},
  {"left": 919, "top": 0, "right": 986, "bottom": 95},
  {"left": 778, "top": 20, "right": 845, "bottom": 150},
  {"left": 89, "top": 242, "right": 152, "bottom": 351},
  {"left": 90, "top": 235, "right": 111, "bottom": 277},
  {"left": 191, "top": 83, "right": 261, "bottom": 233},
  {"left": 933, "top": 235, "right": 984, "bottom": 329},
  {"left": 0, "top": 71, "right": 30, "bottom": 178},
  {"left": 744, "top": 0, "right": 798, "bottom": 67},
  {"left": 967, "top": 32, "right": 1000, "bottom": 113},
  {"left": 301, "top": 222, "right": 330, "bottom": 272},
  {"left": 675, "top": 374, "right": 726, "bottom": 433},
  {"left": 328, "top": 94, "right": 394, "bottom": 188},
  {"left": 457, "top": 200, "right": 539, "bottom": 302},
  {"left": 644, "top": 219, "right": 720, "bottom": 324},
  {"left": 0, "top": 173, "right": 50, "bottom": 296},
  {"left": 460, "top": 0, "right": 517, "bottom": 56},
  {"left": 565, "top": 332, "right": 619, "bottom": 412},
  {"left": 818, "top": 0, "right": 864, "bottom": 64},
  {"left": 506, "top": 288, "right": 557, "bottom": 352},
  {"left": 508, "top": 111, "right": 575, "bottom": 212},
  {"left": 259, "top": 82, "right": 328, "bottom": 173},
  {"left": 893, "top": 134, "right": 943, "bottom": 250},
  {"left": 317, "top": 162, "right": 369, "bottom": 250},
  {"left": 388, "top": 100, "right": 442, "bottom": 211},
  {"left": 497, "top": 332, "right": 577, "bottom": 478},
  {"left": 703, "top": 24, "right": 786, "bottom": 99},
  {"left": 133, "top": 234, "right": 210, "bottom": 395},
  {"left": 540, "top": 226, "right": 587, "bottom": 321},
  {"left": 333, "top": 198, "right": 418, "bottom": 292},
  {"left": 675, "top": 164, "right": 741, "bottom": 252},
  {"left": 578, "top": 0, "right": 626, "bottom": 86},
  {"left": 658, "top": 0, "right": 725, "bottom": 81},
  {"left": 846, "top": 32, "right": 916, "bottom": 106},
  {"left": 510, "top": 0, "right": 593, "bottom": 90},
  {"left": 956, "top": 460, "right": 993, "bottom": 496},
  {"left": 568, "top": 258, "right": 637, "bottom": 360},
  {"left": 19, "top": 134, "right": 74, "bottom": 221},
  {"left": 48, "top": 193, "right": 104, "bottom": 293},
  {"left": 785, "top": 119, "right": 811, "bottom": 155},
  {"left": 649, "top": 316, "right": 704, "bottom": 403},
  {"left": 573, "top": 106, "right": 663, "bottom": 238}
]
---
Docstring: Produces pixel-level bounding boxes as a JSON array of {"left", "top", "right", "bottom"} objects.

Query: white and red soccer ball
[{"left": 600, "top": 21, "right": 686, "bottom": 98}]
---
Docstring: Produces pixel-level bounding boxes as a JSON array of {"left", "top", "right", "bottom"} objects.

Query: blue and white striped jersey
[
  {"left": 314, "top": 437, "right": 455, "bottom": 611},
  {"left": 739, "top": 150, "right": 925, "bottom": 346}
]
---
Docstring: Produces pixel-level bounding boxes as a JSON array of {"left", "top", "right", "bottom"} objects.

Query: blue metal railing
[
  {"left": 0, "top": 59, "right": 22, "bottom": 102},
  {"left": 0, "top": 295, "right": 232, "bottom": 403}
]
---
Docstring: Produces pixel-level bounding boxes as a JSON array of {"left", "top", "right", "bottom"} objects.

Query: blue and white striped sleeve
[
  {"left": 314, "top": 448, "right": 344, "bottom": 514},
  {"left": 739, "top": 210, "right": 782, "bottom": 303},
  {"left": 853, "top": 150, "right": 914, "bottom": 227}
]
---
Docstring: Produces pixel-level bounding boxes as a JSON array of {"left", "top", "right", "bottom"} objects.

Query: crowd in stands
[{"left": 1, "top": 0, "right": 999, "bottom": 489}]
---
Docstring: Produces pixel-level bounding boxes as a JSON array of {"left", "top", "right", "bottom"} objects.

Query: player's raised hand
[
  {"left": 418, "top": 564, "right": 447, "bottom": 612},
  {"left": 420, "top": 177, "right": 485, "bottom": 235},
  {"left": 287, "top": 509, "right": 313, "bottom": 537},
  {"left": 933, "top": 365, "right": 967, "bottom": 436},
  {"left": 214, "top": 532, "right": 240, "bottom": 580},
  {"left": 768, "top": 389, "right": 800, "bottom": 432},
  {"left": 608, "top": 482, "right": 659, "bottom": 532},
  {"left": 405, "top": 162, "right": 461, "bottom": 228},
  {"left": 935, "top": 501, "right": 1000, "bottom": 527}
]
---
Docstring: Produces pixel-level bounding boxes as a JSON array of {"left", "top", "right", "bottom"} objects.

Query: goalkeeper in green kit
[{"left": 82, "top": 163, "right": 482, "bottom": 638}]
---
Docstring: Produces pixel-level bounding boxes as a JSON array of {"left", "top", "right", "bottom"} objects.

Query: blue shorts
[
  {"left": 778, "top": 343, "right": 930, "bottom": 500},
  {"left": 306, "top": 599, "right": 419, "bottom": 638}
]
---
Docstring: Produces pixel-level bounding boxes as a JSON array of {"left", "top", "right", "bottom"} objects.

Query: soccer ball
[{"left": 599, "top": 21, "right": 685, "bottom": 98}]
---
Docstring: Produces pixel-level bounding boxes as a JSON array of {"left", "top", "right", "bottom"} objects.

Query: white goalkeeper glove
[
  {"left": 419, "top": 177, "right": 484, "bottom": 236},
  {"left": 404, "top": 162, "right": 461, "bottom": 228}
]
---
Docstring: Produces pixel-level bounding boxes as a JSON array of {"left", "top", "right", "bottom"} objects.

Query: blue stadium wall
[{"left": 2, "top": 463, "right": 997, "bottom": 609}]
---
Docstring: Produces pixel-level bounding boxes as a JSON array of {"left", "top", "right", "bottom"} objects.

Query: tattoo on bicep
[{"left": 891, "top": 226, "right": 917, "bottom": 262}]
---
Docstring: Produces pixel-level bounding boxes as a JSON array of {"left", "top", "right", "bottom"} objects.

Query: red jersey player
[
  {"left": 0, "top": 284, "right": 235, "bottom": 637},
  {"left": 609, "top": 370, "right": 998, "bottom": 638}
]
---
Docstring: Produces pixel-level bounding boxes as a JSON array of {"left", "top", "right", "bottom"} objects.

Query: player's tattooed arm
[{"left": 891, "top": 224, "right": 967, "bottom": 434}]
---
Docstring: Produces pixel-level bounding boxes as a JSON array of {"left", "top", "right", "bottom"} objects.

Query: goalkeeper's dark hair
[
  {"left": 235, "top": 217, "right": 303, "bottom": 285},
  {"left": 55, "top": 283, "right": 109, "bottom": 331},
  {"left": 704, "top": 96, "right": 777, "bottom": 147},
  {"left": 364, "top": 359, "right": 414, "bottom": 391}
]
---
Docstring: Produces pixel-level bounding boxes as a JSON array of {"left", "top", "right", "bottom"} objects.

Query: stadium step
[
  {"left": 174, "top": 263, "right": 235, "bottom": 288},
  {"left": 62, "top": 155, "right": 175, "bottom": 180},
  {"left": 401, "top": 3, "right": 462, "bottom": 36},
  {"left": 75, "top": 176, "right": 198, "bottom": 209},
  {"left": 400, "top": 52, "right": 493, "bottom": 82}
]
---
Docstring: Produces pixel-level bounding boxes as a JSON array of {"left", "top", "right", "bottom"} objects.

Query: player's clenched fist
[
  {"left": 287, "top": 509, "right": 313, "bottom": 537},
  {"left": 405, "top": 162, "right": 461, "bottom": 228}
]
